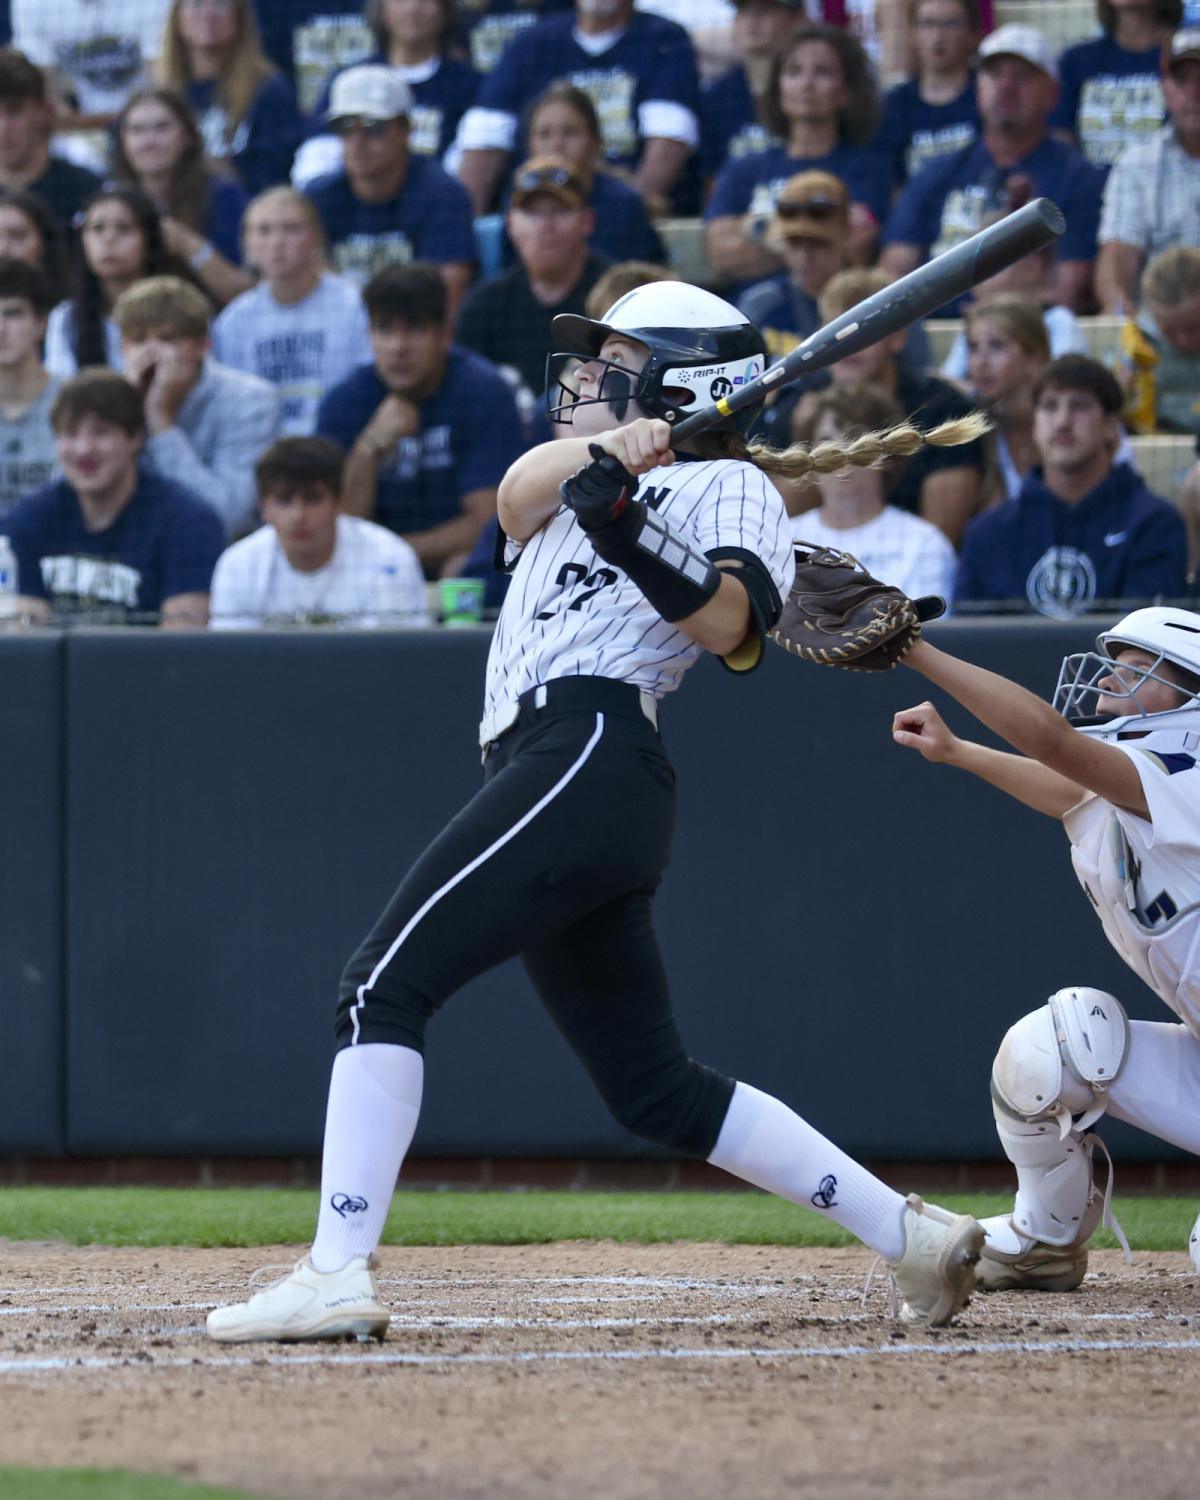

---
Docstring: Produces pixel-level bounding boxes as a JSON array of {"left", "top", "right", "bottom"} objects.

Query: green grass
[
  {"left": 0, "top": 1187, "right": 1195, "bottom": 1251},
  {"left": 0, "top": 1470, "right": 265, "bottom": 1500}
]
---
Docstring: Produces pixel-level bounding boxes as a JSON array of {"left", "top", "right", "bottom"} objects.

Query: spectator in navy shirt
[
  {"left": 454, "top": 0, "right": 701, "bottom": 216},
  {"left": 874, "top": 0, "right": 981, "bottom": 187},
  {"left": 5, "top": 368, "right": 225, "bottom": 626},
  {"left": 698, "top": 0, "right": 805, "bottom": 186},
  {"left": 704, "top": 25, "right": 890, "bottom": 290},
  {"left": 1051, "top": 0, "right": 1180, "bottom": 170},
  {"left": 456, "top": 156, "right": 609, "bottom": 396},
  {"left": 254, "top": 0, "right": 375, "bottom": 116},
  {"left": 0, "top": 49, "right": 99, "bottom": 234},
  {"left": 956, "top": 355, "right": 1187, "bottom": 616},
  {"left": 303, "top": 0, "right": 480, "bottom": 173},
  {"left": 736, "top": 169, "right": 848, "bottom": 362},
  {"left": 317, "top": 262, "right": 521, "bottom": 576},
  {"left": 156, "top": 0, "right": 304, "bottom": 195},
  {"left": 882, "top": 24, "right": 1106, "bottom": 313},
  {"left": 523, "top": 83, "right": 663, "bottom": 262},
  {"left": 306, "top": 65, "right": 476, "bottom": 311},
  {"left": 458, "top": 0, "right": 574, "bottom": 77},
  {"left": 113, "top": 88, "right": 255, "bottom": 308}
]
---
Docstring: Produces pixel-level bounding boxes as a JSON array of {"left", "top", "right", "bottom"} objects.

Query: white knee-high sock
[
  {"left": 707, "top": 1082, "right": 907, "bottom": 1262},
  {"left": 310, "top": 1044, "right": 424, "bottom": 1273}
]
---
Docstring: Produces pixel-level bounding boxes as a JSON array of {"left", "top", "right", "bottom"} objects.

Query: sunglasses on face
[
  {"left": 513, "top": 166, "right": 580, "bottom": 194},
  {"left": 330, "top": 116, "right": 395, "bottom": 139},
  {"left": 775, "top": 196, "right": 843, "bottom": 220}
]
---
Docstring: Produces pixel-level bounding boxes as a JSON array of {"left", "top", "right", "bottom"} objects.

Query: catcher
[{"left": 209, "top": 282, "right": 987, "bottom": 1344}]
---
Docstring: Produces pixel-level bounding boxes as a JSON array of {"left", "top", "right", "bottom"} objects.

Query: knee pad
[{"left": 992, "top": 987, "right": 1131, "bottom": 1139}]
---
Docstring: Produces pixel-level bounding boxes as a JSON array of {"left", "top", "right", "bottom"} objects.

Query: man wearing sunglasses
[
  {"left": 455, "top": 155, "right": 611, "bottom": 398},
  {"left": 305, "top": 65, "right": 476, "bottom": 313}
]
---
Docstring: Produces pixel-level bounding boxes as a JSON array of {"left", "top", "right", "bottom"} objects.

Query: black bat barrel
[{"left": 671, "top": 197, "right": 1066, "bottom": 442}]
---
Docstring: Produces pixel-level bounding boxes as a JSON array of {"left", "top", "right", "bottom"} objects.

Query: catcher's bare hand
[{"left": 892, "top": 701, "right": 959, "bottom": 763}]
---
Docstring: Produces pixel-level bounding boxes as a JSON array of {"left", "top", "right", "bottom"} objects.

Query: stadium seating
[
  {"left": 657, "top": 218, "right": 710, "bottom": 286},
  {"left": 993, "top": 1, "right": 1098, "bottom": 50},
  {"left": 1130, "top": 434, "right": 1196, "bottom": 506},
  {"left": 924, "top": 315, "right": 1126, "bottom": 369}
]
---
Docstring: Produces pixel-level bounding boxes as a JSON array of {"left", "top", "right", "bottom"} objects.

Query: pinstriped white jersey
[{"left": 479, "top": 457, "right": 795, "bottom": 744}]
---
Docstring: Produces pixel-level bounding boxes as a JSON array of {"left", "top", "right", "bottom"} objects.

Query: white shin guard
[{"left": 994, "top": 1107, "right": 1101, "bottom": 1248}]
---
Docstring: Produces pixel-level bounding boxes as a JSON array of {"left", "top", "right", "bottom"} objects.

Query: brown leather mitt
[{"left": 768, "top": 542, "right": 945, "bottom": 671}]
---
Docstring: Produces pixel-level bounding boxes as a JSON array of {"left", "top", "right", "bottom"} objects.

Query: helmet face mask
[
  {"left": 1053, "top": 606, "right": 1200, "bottom": 750},
  {"left": 546, "top": 282, "right": 767, "bottom": 435}
]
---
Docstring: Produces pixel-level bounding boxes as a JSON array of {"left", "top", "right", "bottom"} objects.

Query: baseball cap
[
  {"left": 328, "top": 65, "right": 412, "bottom": 124},
  {"left": 510, "top": 157, "right": 590, "bottom": 211},
  {"left": 978, "top": 23, "right": 1058, "bottom": 82},
  {"left": 1166, "top": 29, "right": 1200, "bottom": 69},
  {"left": 771, "top": 171, "right": 848, "bottom": 243}
]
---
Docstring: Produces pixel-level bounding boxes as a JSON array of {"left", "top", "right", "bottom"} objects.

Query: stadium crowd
[{"left": 0, "top": 0, "right": 1198, "bottom": 625}]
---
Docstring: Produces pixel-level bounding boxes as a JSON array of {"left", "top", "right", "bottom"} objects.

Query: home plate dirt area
[{"left": 0, "top": 1242, "right": 1196, "bottom": 1500}]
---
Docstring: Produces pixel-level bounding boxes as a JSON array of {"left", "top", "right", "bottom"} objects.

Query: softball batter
[
  {"left": 894, "top": 611, "right": 1200, "bottom": 1288},
  {"left": 208, "top": 283, "right": 985, "bottom": 1342}
]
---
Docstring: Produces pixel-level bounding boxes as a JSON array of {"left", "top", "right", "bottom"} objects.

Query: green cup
[{"left": 439, "top": 576, "right": 485, "bottom": 627}]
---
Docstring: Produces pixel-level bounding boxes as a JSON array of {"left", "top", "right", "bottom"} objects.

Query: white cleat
[
  {"left": 206, "top": 1255, "right": 390, "bottom": 1344},
  {"left": 974, "top": 1214, "right": 1089, "bottom": 1294},
  {"left": 887, "top": 1193, "right": 984, "bottom": 1328},
  {"left": 1189, "top": 1211, "right": 1200, "bottom": 1275}
]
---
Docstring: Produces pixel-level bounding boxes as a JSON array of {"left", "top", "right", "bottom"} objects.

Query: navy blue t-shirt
[
  {"left": 883, "top": 135, "right": 1104, "bottom": 311},
  {"left": 5, "top": 469, "right": 225, "bottom": 621},
  {"left": 458, "top": 0, "right": 573, "bottom": 74},
  {"left": 188, "top": 74, "right": 304, "bottom": 195},
  {"left": 705, "top": 144, "right": 893, "bottom": 233},
  {"left": 306, "top": 157, "right": 476, "bottom": 286},
  {"left": 204, "top": 175, "right": 251, "bottom": 266},
  {"left": 874, "top": 76, "right": 980, "bottom": 186},
  {"left": 313, "top": 52, "right": 481, "bottom": 159},
  {"left": 315, "top": 347, "right": 523, "bottom": 537},
  {"left": 699, "top": 66, "right": 775, "bottom": 181},
  {"left": 955, "top": 462, "right": 1187, "bottom": 616},
  {"left": 254, "top": 0, "right": 375, "bottom": 114},
  {"left": 475, "top": 12, "right": 700, "bottom": 175},
  {"left": 1050, "top": 36, "right": 1165, "bottom": 169}
]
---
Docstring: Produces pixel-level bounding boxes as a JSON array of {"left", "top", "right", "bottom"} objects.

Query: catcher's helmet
[
  {"left": 1054, "top": 606, "right": 1200, "bottom": 753},
  {"left": 546, "top": 282, "right": 766, "bottom": 434}
]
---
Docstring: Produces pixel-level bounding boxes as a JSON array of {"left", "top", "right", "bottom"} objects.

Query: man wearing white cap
[
  {"left": 1097, "top": 29, "right": 1200, "bottom": 314},
  {"left": 305, "top": 64, "right": 476, "bottom": 311},
  {"left": 881, "top": 23, "right": 1105, "bottom": 313}
]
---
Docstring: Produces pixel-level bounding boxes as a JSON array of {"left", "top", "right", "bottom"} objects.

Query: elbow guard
[{"left": 707, "top": 546, "right": 783, "bottom": 675}]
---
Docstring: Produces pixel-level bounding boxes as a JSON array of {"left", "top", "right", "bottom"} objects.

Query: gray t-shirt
[
  {"left": 0, "top": 377, "right": 60, "bottom": 520},
  {"left": 212, "top": 273, "right": 372, "bottom": 437}
]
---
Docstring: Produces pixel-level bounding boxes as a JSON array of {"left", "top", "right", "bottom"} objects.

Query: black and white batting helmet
[{"left": 546, "top": 282, "right": 767, "bottom": 435}]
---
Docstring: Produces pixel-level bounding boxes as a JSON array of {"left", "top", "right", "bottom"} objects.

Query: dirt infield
[{"left": 0, "top": 1242, "right": 1196, "bottom": 1500}]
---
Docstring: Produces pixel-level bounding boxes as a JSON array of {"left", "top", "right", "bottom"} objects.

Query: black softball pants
[{"left": 335, "top": 677, "right": 735, "bottom": 1159}]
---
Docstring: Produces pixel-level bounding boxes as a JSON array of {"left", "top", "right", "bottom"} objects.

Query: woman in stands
[
  {"left": 525, "top": 84, "right": 665, "bottom": 265},
  {"left": 295, "top": 0, "right": 481, "bottom": 185},
  {"left": 156, "top": 0, "right": 304, "bottom": 195},
  {"left": 964, "top": 294, "right": 1050, "bottom": 507},
  {"left": 112, "top": 88, "right": 254, "bottom": 307},
  {"left": 0, "top": 192, "right": 69, "bottom": 306},
  {"left": 44, "top": 187, "right": 197, "bottom": 376},
  {"left": 703, "top": 25, "right": 892, "bottom": 289}
]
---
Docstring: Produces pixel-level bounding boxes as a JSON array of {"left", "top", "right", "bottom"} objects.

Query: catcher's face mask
[{"left": 1054, "top": 648, "right": 1199, "bottom": 725}]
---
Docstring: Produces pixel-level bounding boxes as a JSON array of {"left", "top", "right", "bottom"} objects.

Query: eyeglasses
[
  {"left": 775, "top": 196, "right": 843, "bottom": 220},
  {"left": 513, "top": 165, "right": 581, "bottom": 194},
  {"left": 330, "top": 116, "right": 395, "bottom": 138}
]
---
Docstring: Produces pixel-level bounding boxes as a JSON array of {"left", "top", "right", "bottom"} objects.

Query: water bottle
[{"left": 0, "top": 535, "right": 17, "bottom": 619}]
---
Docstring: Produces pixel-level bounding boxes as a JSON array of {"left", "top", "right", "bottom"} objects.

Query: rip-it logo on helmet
[{"left": 545, "top": 282, "right": 768, "bottom": 436}]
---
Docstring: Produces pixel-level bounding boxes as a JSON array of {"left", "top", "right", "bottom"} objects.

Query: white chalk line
[{"left": 0, "top": 1335, "right": 1199, "bottom": 1377}]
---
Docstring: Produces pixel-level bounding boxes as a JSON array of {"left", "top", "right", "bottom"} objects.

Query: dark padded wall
[
  {"left": 53, "top": 620, "right": 1180, "bottom": 1162},
  {"left": 0, "top": 635, "right": 64, "bottom": 1152}
]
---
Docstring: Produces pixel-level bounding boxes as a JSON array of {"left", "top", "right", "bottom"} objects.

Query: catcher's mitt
[{"left": 768, "top": 542, "right": 945, "bottom": 671}]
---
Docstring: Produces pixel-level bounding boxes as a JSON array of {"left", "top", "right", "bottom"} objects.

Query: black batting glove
[{"left": 560, "top": 443, "right": 640, "bottom": 532}]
